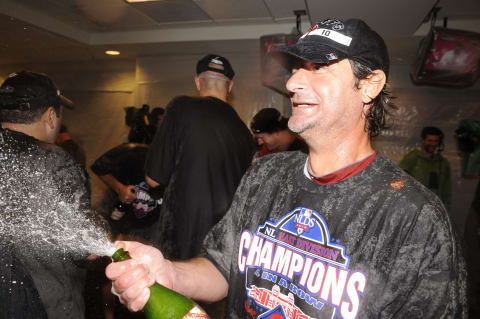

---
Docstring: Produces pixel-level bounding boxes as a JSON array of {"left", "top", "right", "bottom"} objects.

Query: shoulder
[
  {"left": 167, "top": 95, "right": 202, "bottom": 109},
  {"left": 399, "top": 148, "right": 420, "bottom": 162},
  {"left": 248, "top": 151, "right": 306, "bottom": 181},
  {"left": 372, "top": 154, "right": 446, "bottom": 215}
]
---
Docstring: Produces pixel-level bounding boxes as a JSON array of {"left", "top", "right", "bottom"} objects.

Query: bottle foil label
[{"left": 184, "top": 305, "right": 210, "bottom": 318}]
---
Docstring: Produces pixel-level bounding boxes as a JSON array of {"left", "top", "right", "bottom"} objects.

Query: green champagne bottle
[{"left": 112, "top": 248, "right": 210, "bottom": 319}]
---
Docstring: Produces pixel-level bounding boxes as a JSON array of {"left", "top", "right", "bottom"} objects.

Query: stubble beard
[{"left": 288, "top": 115, "right": 315, "bottom": 134}]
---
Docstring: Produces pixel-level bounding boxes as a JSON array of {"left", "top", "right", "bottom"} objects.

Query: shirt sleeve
[
  {"left": 144, "top": 98, "right": 179, "bottom": 185},
  {"left": 90, "top": 146, "right": 122, "bottom": 176},
  {"left": 377, "top": 201, "right": 467, "bottom": 318}
]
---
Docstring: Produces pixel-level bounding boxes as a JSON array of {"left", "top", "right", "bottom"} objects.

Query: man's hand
[
  {"left": 117, "top": 185, "right": 137, "bottom": 204},
  {"left": 106, "top": 241, "right": 172, "bottom": 312}
]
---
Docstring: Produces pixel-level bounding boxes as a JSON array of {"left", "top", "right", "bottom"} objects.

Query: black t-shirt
[
  {"left": 201, "top": 151, "right": 467, "bottom": 318},
  {"left": 91, "top": 142, "right": 149, "bottom": 186},
  {"left": 145, "top": 95, "right": 255, "bottom": 259},
  {"left": 0, "top": 128, "right": 99, "bottom": 319},
  {"left": 91, "top": 143, "right": 160, "bottom": 237}
]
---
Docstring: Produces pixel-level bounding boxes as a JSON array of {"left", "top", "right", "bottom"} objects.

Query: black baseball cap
[
  {"left": 196, "top": 54, "right": 235, "bottom": 80},
  {"left": 278, "top": 18, "right": 389, "bottom": 77},
  {"left": 250, "top": 108, "right": 288, "bottom": 134},
  {"left": 0, "top": 71, "right": 73, "bottom": 111}
]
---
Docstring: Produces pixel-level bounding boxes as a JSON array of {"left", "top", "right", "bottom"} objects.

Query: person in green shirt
[{"left": 399, "top": 126, "right": 452, "bottom": 209}]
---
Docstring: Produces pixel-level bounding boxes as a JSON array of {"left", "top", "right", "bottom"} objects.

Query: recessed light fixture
[
  {"left": 125, "top": 0, "right": 162, "bottom": 3},
  {"left": 105, "top": 50, "right": 120, "bottom": 56}
]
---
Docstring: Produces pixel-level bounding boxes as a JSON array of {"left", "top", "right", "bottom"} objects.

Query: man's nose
[{"left": 286, "top": 69, "right": 307, "bottom": 93}]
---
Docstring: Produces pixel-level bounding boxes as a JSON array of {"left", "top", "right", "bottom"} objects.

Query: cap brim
[
  {"left": 275, "top": 40, "right": 348, "bottom": 65},
  {"left": 59, "top": 95, "right": 74, "bottom": 109}
]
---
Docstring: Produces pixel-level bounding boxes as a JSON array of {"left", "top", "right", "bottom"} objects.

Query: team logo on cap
[
  {"left": 326, "top": 53, "right": 338, "bottom": 61},
  {"left": 320, "top": 19, "right": 344, "bottom": 30},
  {"left": 210, "top": 57, "right": 224, "bottom": 65}
]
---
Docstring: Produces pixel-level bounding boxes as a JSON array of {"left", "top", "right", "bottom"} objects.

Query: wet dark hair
[
  {"left": 421, "top": 126, "right": 444, "bottom": 140},
  {"left": 349, "top": 59, "right": 396, "bottom": 138},
  {"left": 0, "top": 103, "right": 61, "bottom": 124}
]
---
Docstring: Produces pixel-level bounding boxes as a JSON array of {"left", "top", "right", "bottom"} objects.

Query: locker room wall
[{"left": 1, "top": 49, "right": 480, "bottom": 236}]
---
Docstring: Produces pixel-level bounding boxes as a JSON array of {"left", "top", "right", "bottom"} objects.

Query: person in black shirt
[
  {"left": 0, "top": 71, "right": 106, "bottom": 318},
  {"left": 91, "top": 142, "right": 160, "bottom": 239},
  {"left": 143, "top": 54, "right": 255, "bottom": 260}
]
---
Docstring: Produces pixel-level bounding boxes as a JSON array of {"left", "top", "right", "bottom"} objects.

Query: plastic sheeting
[{"left": 2, "top": 55, "right": 480, "bottom": 236}]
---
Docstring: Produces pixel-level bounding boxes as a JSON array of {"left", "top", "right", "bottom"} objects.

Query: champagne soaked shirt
[
  {"left": 201, "top": 151, "right": 467, "bottom": 318},
  {"left": 0, "top": 128, "right": 97, "bottom": 319}
]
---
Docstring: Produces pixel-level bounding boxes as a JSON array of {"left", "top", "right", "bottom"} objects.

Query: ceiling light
[
  {"left": 105, "top": 50, "right": 120, "bottom": 56},
  {"left": 124, "top": 0, "right": 163, "bottom": 3}
]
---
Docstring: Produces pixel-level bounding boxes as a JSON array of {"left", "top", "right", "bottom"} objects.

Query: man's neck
[
  {"left": 305, "top": 127, "right": 374, "bottom": 177},
  {"left": 198, "top": 90, "right": 228, "bottom": 102},
  {"left": 1, "top": 122, "right": 48, "bottom": 142}
]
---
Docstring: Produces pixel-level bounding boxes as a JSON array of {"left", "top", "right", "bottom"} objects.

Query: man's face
[
  {"left": 286, "top": 59, "right": 364, "bottom": 137},
  {"left": 422, "top": 134, "right": 441, "bottom": 155},
  {"left": 254, "top": 132, "right": 280, "bottom": 151}
]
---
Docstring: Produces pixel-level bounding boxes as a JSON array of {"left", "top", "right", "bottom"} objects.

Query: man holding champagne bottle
[{"left": 106, "top": 18, "right": 467, "bottom": 318}]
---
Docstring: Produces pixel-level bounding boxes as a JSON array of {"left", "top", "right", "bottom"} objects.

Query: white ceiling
[{"left": 0, "top": 0, "right": 479, "bottom": 65}]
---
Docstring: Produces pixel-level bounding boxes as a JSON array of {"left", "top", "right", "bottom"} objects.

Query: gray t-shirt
[
  {"left": 202, "top": 151, "right": 467, "bottom": 318},
  {"left": 0, "top": 128, "right": 96, "bottom": 319}
]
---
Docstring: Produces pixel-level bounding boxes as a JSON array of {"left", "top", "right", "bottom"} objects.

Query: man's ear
[
  {"left": 228, "top": 80, "right": 234, "bottom": 94},
  {"left": 360, "top": 70, "right": 386, "bottom": 104},
  {"left": 43, "top": 106, "right": 56, "bottom": 130},
  {"left": 194, "top": 76, "right": 201, "bottom": 91}
]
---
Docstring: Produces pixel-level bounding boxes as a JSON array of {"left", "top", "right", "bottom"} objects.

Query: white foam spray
[{"left": 0, "top": 158, "right": 117, "bottom": 260}]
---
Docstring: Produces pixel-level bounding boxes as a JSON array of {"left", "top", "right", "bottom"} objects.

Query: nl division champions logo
[{"left": 238, "top": 207, "right": 367, "bottom": 319}]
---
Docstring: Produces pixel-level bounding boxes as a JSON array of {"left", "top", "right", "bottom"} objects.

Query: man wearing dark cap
[
  {"left": 143, "top": 54, "right": 255, "bottom": 261},
  {"left": 251, "top": 107, "right": 307, "bottom": 156},
  {"left": 0, "top": 71, "right": 106, "bottom": 318},
  {"left": 107, "top": 19, "right": 467, "bottom": 318}
]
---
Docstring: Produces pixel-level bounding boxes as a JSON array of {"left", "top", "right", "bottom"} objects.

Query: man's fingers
[
  {"left": 105, "top": 259, "right": 137, "bottom": 280},
  {"left": 113, "top": 264, "right": 148, "bottom": 292},
  {"left": 128, "top": 287, "right": 150, "bottom": 312}
]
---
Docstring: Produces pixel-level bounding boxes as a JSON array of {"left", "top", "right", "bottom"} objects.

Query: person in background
[
  {"left": 91, "top": 142, "right": 160, "bottom": 239},
  {"left": 250, "top": 107, "right": 307, "bottom": 159},
  {"left": 0, "top": 71, "right": 105, "bottom": 319},
  {"left": 143, "top": 54, "right": 255, "bottom": 261},
  {"left": 125, "top": 104, "right": 160, "bottom": 145},
  {"left": 106, "top": 19, "right": 467, "bottom": 318},
  {"left": 150, "top": 107, "right": 165, "bottom": 129},
  {"left": 88, "top": 143, "right": 155, "bottom": 319},
  {"left": 55, "top": 124, "right": 86, "bottom": 168},
  {"left": 399, "top": 126, "right": 452, "bottom": 209}
]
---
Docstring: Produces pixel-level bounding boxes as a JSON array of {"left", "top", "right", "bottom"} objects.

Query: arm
[
  {"left": 378, "top": 202, "right": 467, "bottom": 317},
  {"left": 105, "top": 241, "right": 228, "bottom": 312},
  {"left": 99, "top": 174, "right": 137, "bottom": 204},
  {"left": 145, "top": 175, "right": 160, "bottom": 188}
]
